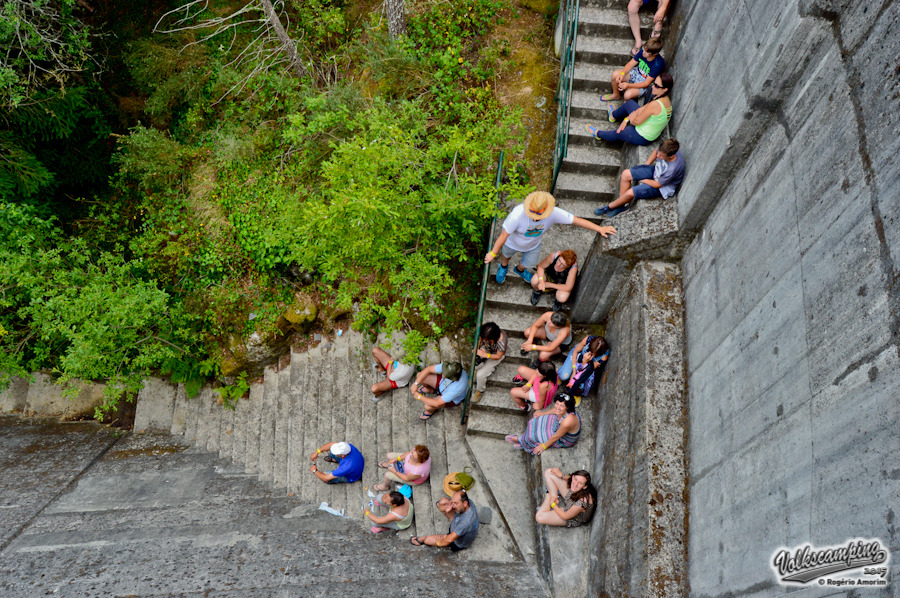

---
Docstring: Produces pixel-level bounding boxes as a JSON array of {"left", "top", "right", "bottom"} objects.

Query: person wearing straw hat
[{"left": 484, "top": 191, "right": 616, "bottom": 284}]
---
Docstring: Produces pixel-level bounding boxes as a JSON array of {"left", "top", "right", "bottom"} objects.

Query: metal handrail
[
  {"left": 460, "top": 151, "right": 504, "bottom": 426},
  {"left": 550, "top": 0, "right": 580, "bottom": 193}
]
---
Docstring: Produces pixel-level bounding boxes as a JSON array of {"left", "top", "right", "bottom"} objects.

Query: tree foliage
[{"left": 0, "top": 0, "right": 92, "bottom": 108}]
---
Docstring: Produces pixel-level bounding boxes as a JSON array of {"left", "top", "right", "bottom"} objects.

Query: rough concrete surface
[
  {"left": 588, "top": 262, "right": 687, "bottom": 598},
  {"left": 0, "top": 419, "right": 546, "bottom": 598},
  {"left": 133, "top": 377, "right": 177, "bottom": 433},
  {"left": 23, "top": 372, "right": 105, "bottom": 419},
  {"left": 673, "top": 0, "right": 900, "bottom": 595}
]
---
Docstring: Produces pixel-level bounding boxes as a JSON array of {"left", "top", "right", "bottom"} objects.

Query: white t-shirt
[{"left": 501, "top": 204, "right": 575, "bottom": 252}]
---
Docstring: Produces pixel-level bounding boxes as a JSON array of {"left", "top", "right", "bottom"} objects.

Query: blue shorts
[
  {"left": 629, "top": 165, "right": 663, "bottom": 199},
  {"left": 326, "top": 475, "right": 350, "bottom": 484},
  {"left": 501, "top": 244, "right": 541, "bottom": 269}
]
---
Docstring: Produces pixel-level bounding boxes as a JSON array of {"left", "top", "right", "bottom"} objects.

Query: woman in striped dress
[{"left": 505, "top": 393, "right": 581, "bottom": 455}]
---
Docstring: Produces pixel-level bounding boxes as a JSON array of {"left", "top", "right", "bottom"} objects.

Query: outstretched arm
[{"left": 571, "top": 217, "right": 616, "bottom": 237}]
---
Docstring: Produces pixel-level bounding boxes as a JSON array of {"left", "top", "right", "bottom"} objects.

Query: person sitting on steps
[
  {"left": 484, "top": 191, "right": 615, "bottom": 285},
  {"left": 370, "top": 344, "right": 415, "bottom": 403},
  {"left": 410, "top": 490, "right": 479, "bottom": 551},
  {"left": 522, "top": 311, "right": 572, "bottom": 361},
  {"left": 535, "top": 467, "right": 597, "bottom": 528},
  {"left": 510, "top": 360, "right": 559, "bottom": 411},
  {"left": 410, "top": 361, "right": 468, "bottom": 421},
  {"left": 627, "top": 0, "right": 668, "bottom": 56},
  {"left": 595, "top": 138, "right": 685, "bottom": 218},
  {"left": 365, "top": 490, "right": 414, "bottom": 534},
  {"left": 473, "top": 322, "right": 507, "bottom": 403},
  {"left": 530, "top": 249, "right": 577, "bottom": 311},
  {"left": 586, "top": 73, "right": 673, "bottom": 146},
  {"left": 308, "top": 441, "right": 365, "bottom": 484},
  {"left": 603, "top": 37, "right": 665, "bottom": 104},
  {"left": 373, "top": 445, "right": 431, "bottom": 491}
]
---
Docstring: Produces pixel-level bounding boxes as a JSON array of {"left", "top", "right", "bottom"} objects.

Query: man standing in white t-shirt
[{"left": 483, "top": 191, "right": 616, "bottom": 284}]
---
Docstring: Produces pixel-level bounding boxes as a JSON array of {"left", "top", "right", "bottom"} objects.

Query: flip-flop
[
  {"left": 373, "top": 483, "right": 390, "bottom": 492},
  {"left": 600, "top": 93, "right": 619, "bottom": 101},
  {"left": 378, "top": 460, "right": 393, "bottom": 469},
  {"left": 650, "top": 24, "right": 663, "bottom": 39},
  {"left": 371, "top": 526, "right": 388, "bottom": 533},
  {"left": 410, "top": 536, "right": 425, "bottom": 546},
  {"left": 630, "top": 44, "right": 641, "bottom": 56},
  {"left": 420, "top": 411, "right": 433, "bottom": 421},
  {"left": 584, "top": 124, "right": 600, "bottom": 139}
]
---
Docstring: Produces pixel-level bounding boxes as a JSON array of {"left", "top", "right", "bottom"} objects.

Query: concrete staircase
[
  {"left": 461, "top": 3, "right": 669, "bottom": 596},
  {"left": 133, "top": 330, "right": 522, "bottom": 566}
]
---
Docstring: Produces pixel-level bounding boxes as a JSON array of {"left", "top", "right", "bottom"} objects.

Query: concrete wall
[
  {"left": 671, "top": 0, "right": 900, "bottom": 595},
  {"left": 589, "top": 262, "right": 687, "bottom": 598}
]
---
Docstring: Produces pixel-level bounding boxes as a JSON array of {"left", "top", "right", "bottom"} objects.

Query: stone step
[
  {"left": 575, "top": 35, "right": 631, "bottom": 67},
  {"left": 480, "top": 304, "right": 562, "bottom": 340},
  {"left": 567, "top": 116, "right": 625, "bottom": 148},
  {"left": 181, "top": 388, "right": 200, "bottom": 444},
  {"left": 299, "top": 353, "right": 321, "bottom": 505},
  {"left": 422, "top": 409, "right": 449, "bottom": 535},
  {"left": 244, "top": 381, "right": 263, "bottom": 474},
  {"left": 467, "top": 434, "right": 539, "bottom": 566},
  {"left": 192, "top": 388, "right": 215, "bottom": 450},
  {"left": 472, "top": 386, "right": 523, "bottom": 413},
  {"left": 536, "top": 402, "right": 597, "bottom": 598},
  {"left": 134, "top": 378, "right": 177, "bottom": 433},
  {"left": 204, "top": 391, "right": 223, "bottom": 456},
  {"left": 571, "top": 63, "right": 619, "bottom": 94},
  {"left": 570, "top": 88, "right": 616, "bottom": 121},
  {"left": 287, "top": 351, "right": 308, "bottom": 496},
  {"left": 257, "top": 365, "right": 278, "bottom": 483},
  {"left": 444, "top": 422, "right": 519, "bottom": 563},
  {"left": 231, "top": 388, "right": 252, "bottom": 469},
  {"left": 556, "top": 196, "right": 611, "bottom": 223},
  {"left": 217, "top": 402, "right": 235, "bottom": 462},
  {"left": 466, "top": 408, "right": 528, "bottom": 439},
  {"left": 558, "top": 144, "right": 621, "bottom": 176},
  {"left": 576, "top": 6, "right": 655, "bottom": 40},
  {"left": 169, "top": 384, "right": 189, "bottom": 436},
  {"left": 554, "top": 171, "right": 618, "bottom": 203},
  {"left": 273, "top": 367, "right": 291, "bottom": 490}
]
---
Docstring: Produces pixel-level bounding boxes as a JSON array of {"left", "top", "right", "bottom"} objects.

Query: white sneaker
[{"left": 371, "top": 394, "right": 382, "bottom": 403}]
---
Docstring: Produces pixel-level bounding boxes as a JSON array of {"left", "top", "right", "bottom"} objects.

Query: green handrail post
[
  {"left": 551, "top": 0, "right": 580, "bottom": 193},
  {"left": 460, "top": 151, "right": 505, "bottom": 426}
]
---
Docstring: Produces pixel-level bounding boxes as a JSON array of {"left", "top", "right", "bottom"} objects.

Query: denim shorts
[
  {"left": 326, "top": 475, "right": 350, "bottom": 484},
  {"left": 501, "top": 244, "right": 542, "bottom": 269},
  {"left": 629, "top": 165, "right": 663, "bottom": 199}
]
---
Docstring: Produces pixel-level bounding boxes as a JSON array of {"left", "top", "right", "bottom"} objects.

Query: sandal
[
  {"left": 504, "top": 435, "right": 523, "bottom": 449},
  {"left": 630, "top": 44, "right": 641, "bottom": 57},
  {"left": 651, "top": 24, "right": 663, "bottom": 39},
  {"left": 584, "top": 124, "right": 600, "bottom": 139},
  {"left": 410, "top": 536, "right": 425, "bottom": 546},
  {"left": 371, "top": 526, "right": 389, "bottom": 533},
  {"left": 420, "top": 411, "right": 433, "bottom": 421},
  {"left": 600, "top": 93, "right": 619, "bottom": 102},
  {"left": 373, "top": 482, "right": 390, "bottom": 492},
  {"left": 378, "top": 460, "right": 393, "bottom": 469}
]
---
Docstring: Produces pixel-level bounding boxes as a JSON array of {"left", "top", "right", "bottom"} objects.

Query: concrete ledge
[
  {"left": 589, "top": 261, "right": 688, "bottom": 597},
  {"left": 134, "top": 378, "right": 177, "bottom": 433},
  {"left": 0, "top": 377, "right": 28, "bottom": 412},
  {"left": 23, "top": 372, "right": 105, "bottom": 420}
]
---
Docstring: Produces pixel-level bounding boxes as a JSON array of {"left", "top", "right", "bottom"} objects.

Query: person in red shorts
[{"left": 371, "top": 345, "right": 415, "bottom": 403}]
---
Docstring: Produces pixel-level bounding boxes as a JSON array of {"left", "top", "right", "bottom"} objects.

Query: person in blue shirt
[
  {"left": 603, "top": 37, "right": 666, "bottom": 105},
  {"left": 410, "top": 361, "right": 469, "bottom": 421},
  {"left": 594, "top": 138, "right": 685, "bottom": 218},
  {"left": 309, "top": 441, "right": 364, "bottom": 484}
]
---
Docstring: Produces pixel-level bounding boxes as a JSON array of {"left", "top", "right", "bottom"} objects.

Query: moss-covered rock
[{"left": 282, "top": 293, "right": 318, "bottom": 332}]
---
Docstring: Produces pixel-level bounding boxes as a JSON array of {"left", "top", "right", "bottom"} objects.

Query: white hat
[
  {"left": 389, "top": 362, "right": 415, "bottom": 387},
  {"left": 331, "top": 442, "right": 351, "bottom": 456}
]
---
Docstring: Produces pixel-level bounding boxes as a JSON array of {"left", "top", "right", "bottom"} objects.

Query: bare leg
[
  {"left": 372, "top": 346, "right": 392, "bottom": 370},
  {"left": 623, "top": 86, "right": 642, "bottom": 101},
  {"left": 619, "top": 167, "right": 633, "bottom": 198},
  {"left": 536, "top": 508, "right": 568, "bottom": 526},
  {"left": 539, "top": 347, "right": 561, "bottom": 361},
  {"left": 517, "top": 365, "right": 538, "bottom": 379},
  {"left": 609, "top": 187, "right": 636, "bottom": 209},
  {"left": 627, "top": 0, "right": 643, "bottom": 53},
  {"left": 510, "top": 386, "right": 530, "bottom": 409},
  {"left": 544, "top": 468, "right": 570, "bottom": 499},
  {"left": 555, "top": 290, "right": 571, "bottom": 302},
  {"left": 607, "top": 72, "right": 623, "bottom": 100}
]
